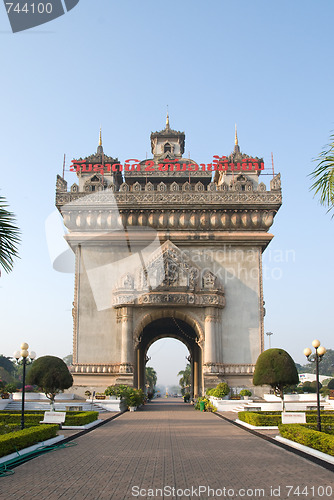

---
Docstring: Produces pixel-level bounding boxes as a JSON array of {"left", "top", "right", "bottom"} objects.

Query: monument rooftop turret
[{"left": 124, "top": 113, "right": 212, "bottom": 187}]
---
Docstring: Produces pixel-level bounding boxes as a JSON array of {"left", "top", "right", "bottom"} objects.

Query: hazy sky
[{"left": 1, "top": 1, "right": 334, "bottom": 387}]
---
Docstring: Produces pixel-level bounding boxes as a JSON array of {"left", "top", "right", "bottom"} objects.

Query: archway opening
[
  {"left": 146, "top": 338, "right": 190, "bottom": 397},
  {"left": 134, "top": 316, "right": 202, "bottom": 397}
]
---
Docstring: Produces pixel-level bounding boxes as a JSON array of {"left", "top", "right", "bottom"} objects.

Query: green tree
[
  {"left": 328, "top": 379, "right": 334, "bottom": 390},
  {"left": 298, "top": 349, "right": 334, "bottom": 377},
  {"left": 0, "top": 355, "right": 15, "bottom": 374},
  {"left": 310, "top": 133, "right": 334, "bottom": 215},
  {"left": 63, "top": 354, "right": 73, "bottom": 366},
  {"left": 253, "top": 349, "right": 299, "bottom": 408},
  {"left": 145, "top": 366, "right": 157, "bottom": 392},
  {"left": 27, "top": 356, "right": 73, "bottom": 409},
  {"left": 301, "top": 380, "right": 322, "bottom": 393},
  {"left": 177, "top": 364, "right": 191, "bottom": 394},
  {"left": 0, "top": 196, "right": 20, "bottom": 274},
  {"left": 213, "top": 382, "right": 230, "bottom": 398},
  {"left": 0, "top": 355, "right": 17, "bottom": 385}
]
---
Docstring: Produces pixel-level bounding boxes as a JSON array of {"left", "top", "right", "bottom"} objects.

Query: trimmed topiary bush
[
  {"left": 27, "top": 356, "right": 73, "bottom": 409},
  {"left": 253, "top": 349, "right": 299, "bottom": 404}
]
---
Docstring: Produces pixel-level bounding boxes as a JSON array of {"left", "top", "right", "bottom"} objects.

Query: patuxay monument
[{"left": 55, "top": 116, "right": 282, "bottom": 397}]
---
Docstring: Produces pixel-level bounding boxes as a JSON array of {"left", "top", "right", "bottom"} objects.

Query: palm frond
[
  {"left": 309, "top": 134, "right": 334, "bottom": 214},
  {"left": 0, "top": 196, "right": 21, "bottom": 273}
]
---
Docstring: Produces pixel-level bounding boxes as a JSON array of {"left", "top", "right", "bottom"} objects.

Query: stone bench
[{"left": 40, "top": 411, "right": 66, "bottom": 427}]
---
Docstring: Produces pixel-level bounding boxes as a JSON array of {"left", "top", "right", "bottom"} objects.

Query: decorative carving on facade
[
  {"left": 71, "top": 363, "right": 132, "bottom": 374},
  {"left": 112, "top": 240, "right": 225, "bottom": 308},
  {"left": 56, "top": 174, "right": 67, "bottom": 192},
  {"left": 83, "top": 174, "right": 106, "bottom": 193},
  {"left": 203, "top": 363, "right": 255, "bottom": 374},
  {"left": 270, "top": 173, "right": 281, "bottom": 191},
  {"left": 59, "top": 206, "right": 278, "bottom": 231},
  {"left": 56, "top": 189, "right": 282, "bottom": 212},
  {"left": 195, "top": 181, "right": 204, "bottom": 191}
]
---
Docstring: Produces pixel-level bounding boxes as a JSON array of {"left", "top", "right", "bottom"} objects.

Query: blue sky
[{"left": 1, "top": 1, "right": 333, "bottom": 386}]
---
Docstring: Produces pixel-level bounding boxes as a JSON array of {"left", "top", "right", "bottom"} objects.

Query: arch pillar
[
  {"left": 120, "top": 306, "right": 133, "bottom": 373},
  {"left": 204, "top": 307, "right": 218, "bottom": 365}
]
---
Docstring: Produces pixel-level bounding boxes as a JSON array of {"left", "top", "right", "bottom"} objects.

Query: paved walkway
[{"left": 1, "top": 399, "right": 333, "bottom": 500}]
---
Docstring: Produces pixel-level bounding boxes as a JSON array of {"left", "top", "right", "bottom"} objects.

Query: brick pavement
[{"left": 1, "top": 398, "right": 333, "bottom": 500}]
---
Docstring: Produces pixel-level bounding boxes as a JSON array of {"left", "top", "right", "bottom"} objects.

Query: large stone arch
[
  {"left": 133, "top": 310, "right": 203, "bottom": 397},
  {"left": 133, "top": 309, "right": 204, "bottom": 349}
]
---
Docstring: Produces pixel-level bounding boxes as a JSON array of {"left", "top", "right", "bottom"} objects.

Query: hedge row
[
  {"left": 63, "top": 411, "right": 98, "bottom": 426},
  {"left": 238, "top": 411, "right": 334, "bottom": 427},
  {"left": 278, "top": 424, "right": 334, "bottom": 456},
  {"left": 304, "top": 424, "right": 334, "bottom": 435},
  {"left": 0, "top": 424, "right": 58, "bottom": 458},
  {"left": 0, "top": 411, "right": 98, "bottom": 426},
  {"left": 306, "top": 414, "right": 334, "bottom": 425},
  {"left": 0, "top": 413, "right": 41, "bottom": 425},
  {"left": 0, "top": 410, "right": 44, "bottom": 414},
  {"left": 238, "top": 412, "right": 281, "bottom": 426},
  {"left": 0, "top": 423, "right": 35, "bottom": 435}
]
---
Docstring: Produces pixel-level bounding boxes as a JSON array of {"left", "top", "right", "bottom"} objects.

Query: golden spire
[
  {"left": 235, "top": 124, "right": 238, "bottom": 146},
  {"left": 166, "top": 109, "right": 170, "bottom": 129},
  {"left": 99, "top": 127, "right": 102, "bottom": 146}
]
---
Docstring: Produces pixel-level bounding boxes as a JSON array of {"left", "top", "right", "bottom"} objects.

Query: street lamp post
[
  {"left": 303, "top": 339, "right": 326, "bottom": 432},
  {"left": 14, "top": 343, "right": 36, "bottom": 430},
  {"left": 266, "top": 331, "right": 273, "bottom": 349}
]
